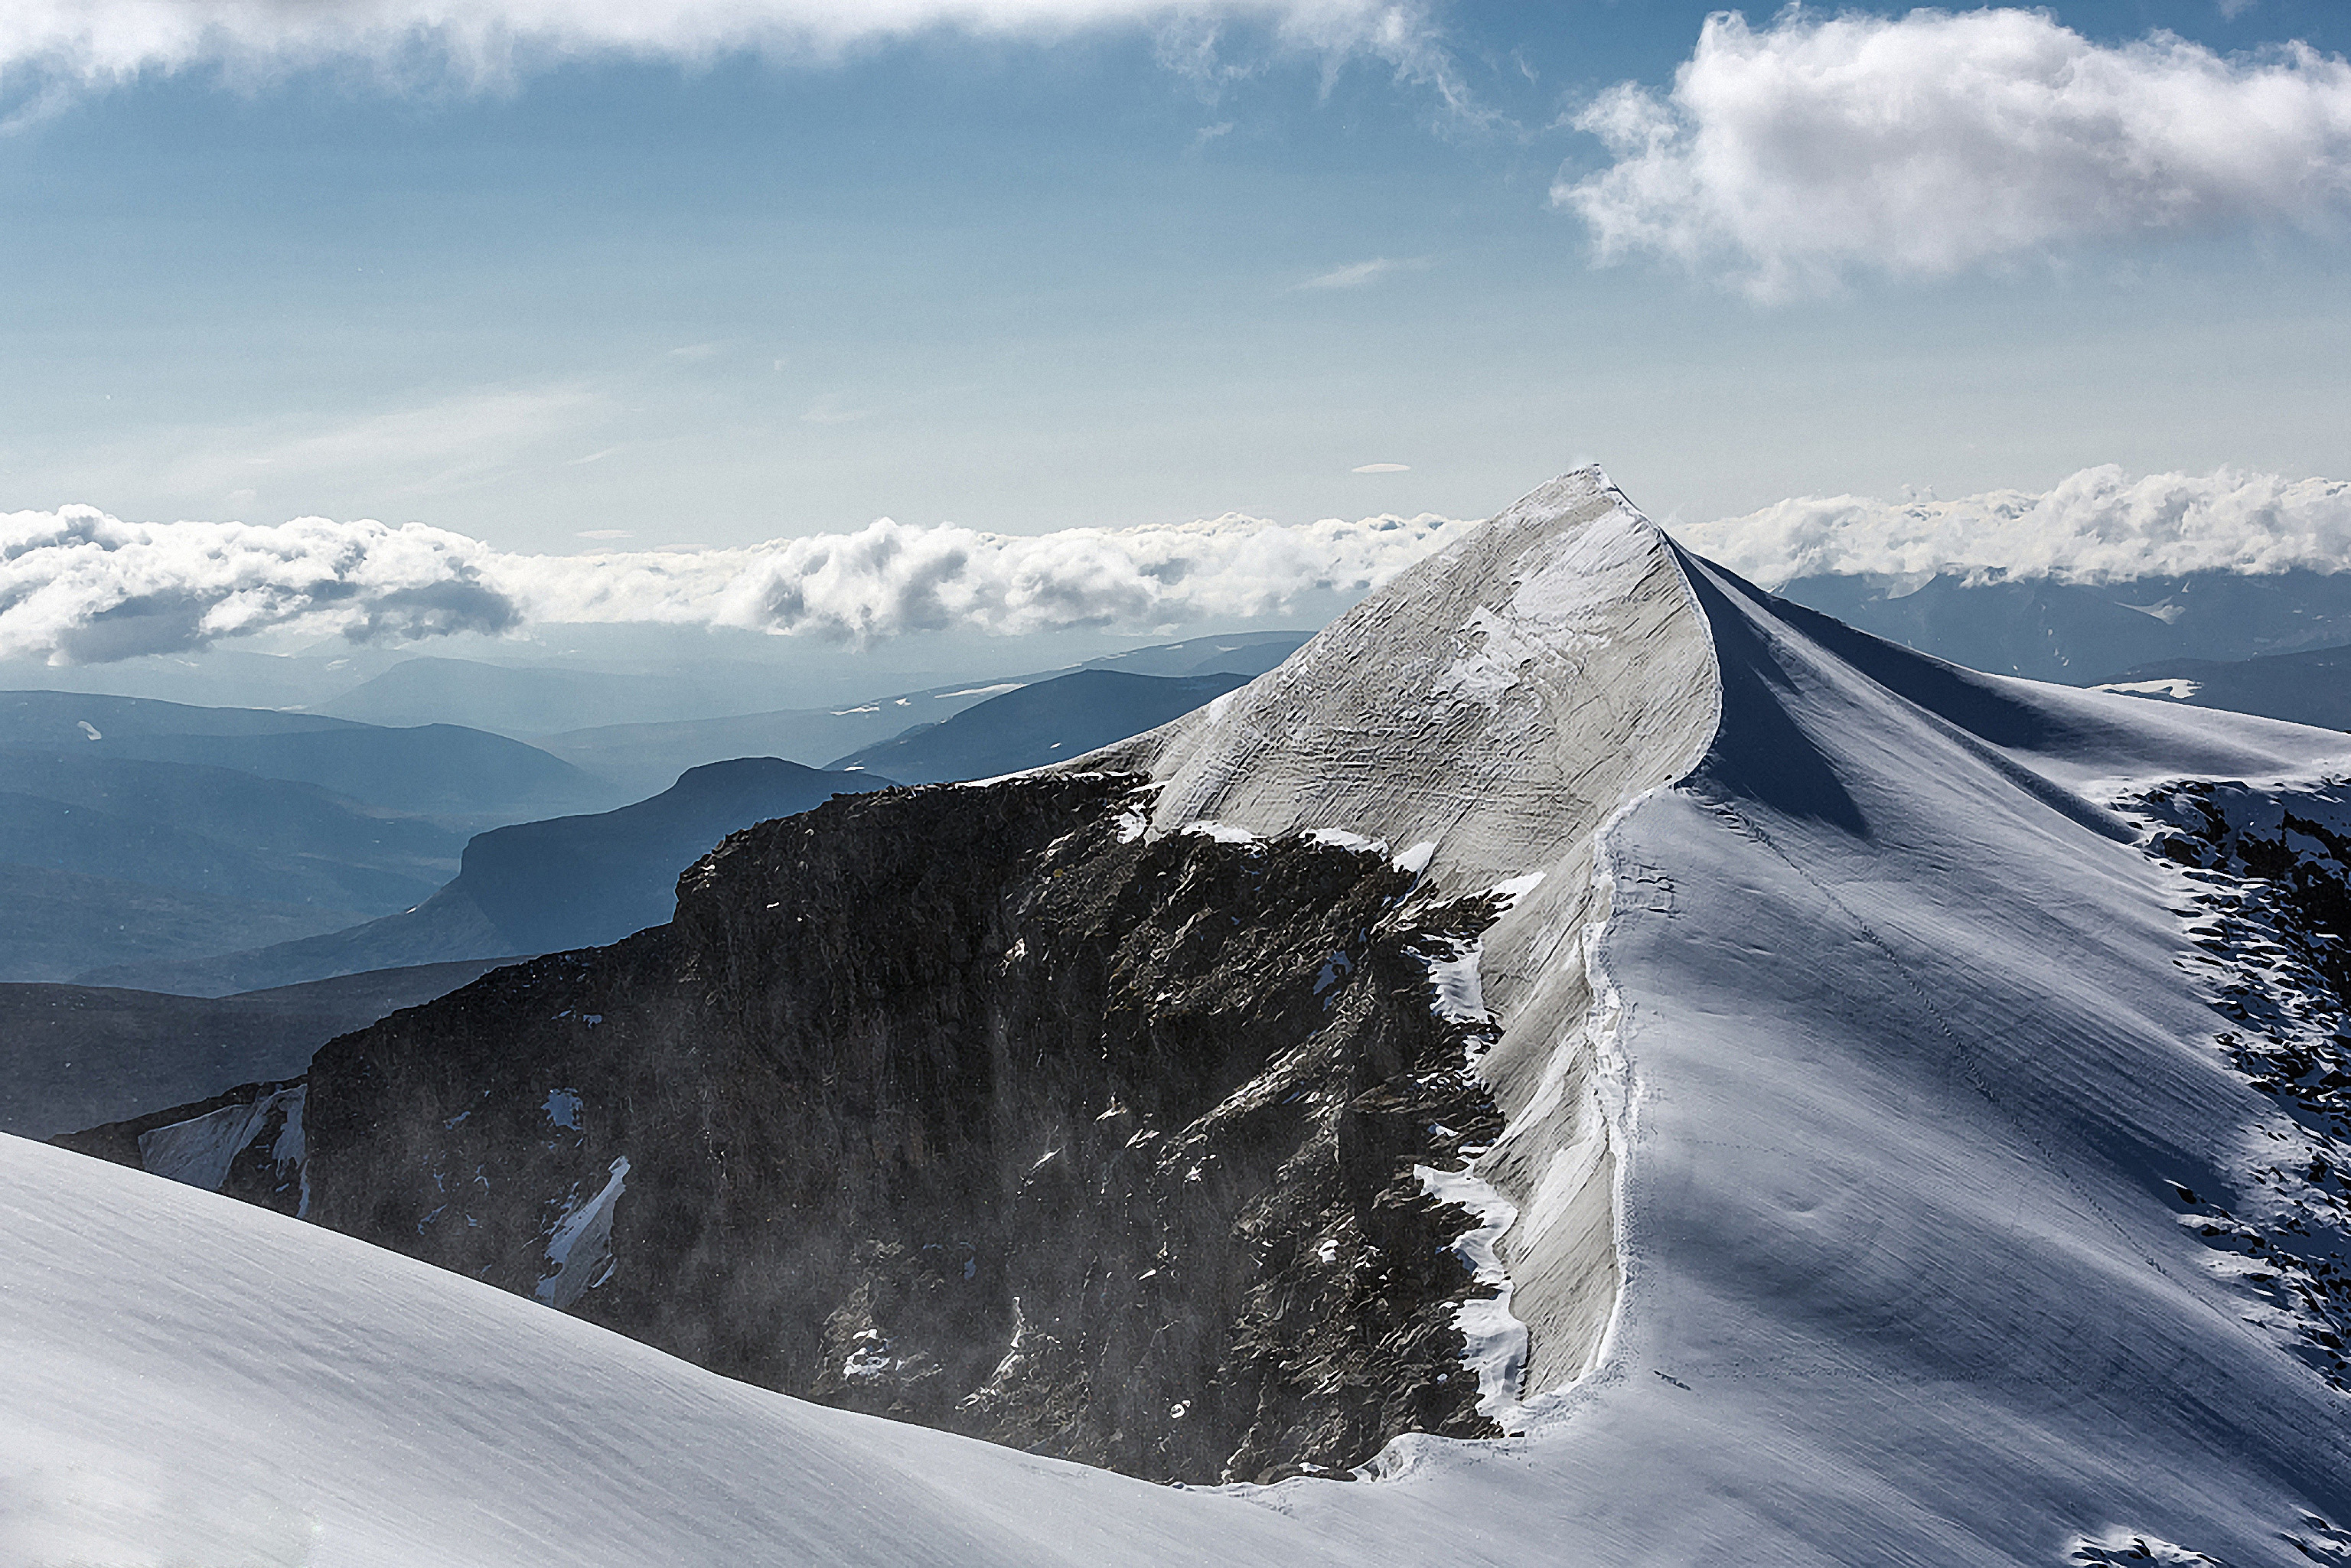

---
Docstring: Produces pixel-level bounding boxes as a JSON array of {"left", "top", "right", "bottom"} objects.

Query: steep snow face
[
  {"left": 1093, "top": 474, "right": 2351, "bottom": 1562},
  {"left": 1303, "top": 549, "right": 2351, "bottom": 1563},
  {"left": 1094, "top": 467, "right": 1721, "bottom": 1393}
]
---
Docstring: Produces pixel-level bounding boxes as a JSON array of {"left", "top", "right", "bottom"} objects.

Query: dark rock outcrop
[{"left": 292, "top": 771, "right": 1509, "bottom": 1483}]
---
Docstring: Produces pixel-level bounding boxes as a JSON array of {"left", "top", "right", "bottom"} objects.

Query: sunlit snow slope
[{"left": 8, "top": 468, "right": 2349, "bottom": 1565}]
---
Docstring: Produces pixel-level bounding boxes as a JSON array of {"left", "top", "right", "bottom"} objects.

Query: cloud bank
[
  {"left": 16, "top": 466, "right": 2344, "bottom": 663},
  {"left": 1678, "top": 466, "right": 2351, "bottom": 588},
  {"left": 1556, "top": 8, "right": 2351, "bottom": 295},
  {"left": 0, "top": 505, "right": 1479, "bottom": 663},
  {"left": 1, "top": 0, "right": 1435, "bottom": 94}
]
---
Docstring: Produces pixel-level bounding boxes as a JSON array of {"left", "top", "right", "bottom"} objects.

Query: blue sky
[{"left": 1, "top": 0, "right": 2347, "bottom": 568}]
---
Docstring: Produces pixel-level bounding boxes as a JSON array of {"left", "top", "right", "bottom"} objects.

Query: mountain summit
[{"left": 15, "top": 469, "right": 2351, "bottom": 1564}]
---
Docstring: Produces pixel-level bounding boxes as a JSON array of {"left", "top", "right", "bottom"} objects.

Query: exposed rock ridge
[
  {"left": 2127, "top": 777, "right": 2351, "bottom": 1390},
  {"left": 289, "top": 771, "right": 1537, "bottom": 1482}
]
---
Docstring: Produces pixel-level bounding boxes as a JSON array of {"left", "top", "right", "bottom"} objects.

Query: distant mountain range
[
  {"left": 828, "top": 669, "right": 1250, "bottom": 784},
  {"left": 1777, "top": 567, "right": 2351, "bottom": 684},
  {"left": 0, "top": 689, "right": 618, "bottom": 821},
  {"left": 318, "top": 655, "right": 794, "bottom": 735},
  {"left": 85, "top": 756, "right": 885, "bottom": 996},
  {"left": 1, "top": 959, "right": 507, "bottom": 1139},
  {"left": 2090, "top": 641, "right": 2351, "bottom": 732},
  {"left": 0, "top": 634, "right": 1298, "bottom": 992},
  {"left": 0, "top": 690, "right": 617, "bottom": 983},
  {"left": 531, "top": 632, "right": 1308, "bottom": 797}
]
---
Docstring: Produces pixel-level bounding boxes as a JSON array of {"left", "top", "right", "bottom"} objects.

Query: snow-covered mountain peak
[{"left": 1104, "top": 467, "right": 1717, "bottom": 902}]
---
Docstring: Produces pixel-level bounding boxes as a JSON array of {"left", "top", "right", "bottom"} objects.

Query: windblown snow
[{"left": 8, "top": 466, "right": 2351, "bottom": 1564}]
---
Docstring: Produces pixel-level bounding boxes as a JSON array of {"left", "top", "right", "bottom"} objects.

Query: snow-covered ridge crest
[{"left": 1084, "top": 466, "right": 1723, "bottom": 1411}]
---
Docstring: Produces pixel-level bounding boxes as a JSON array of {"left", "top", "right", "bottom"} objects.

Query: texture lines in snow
[{"left": 2127, "top": 777, "right": 2351, "bottom": 1392}]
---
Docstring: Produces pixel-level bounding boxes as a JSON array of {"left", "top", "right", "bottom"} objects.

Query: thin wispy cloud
[
  {"left": 1680, "top": 466, "right": 2351, "bottom": 587},
  {"left": 1557, "top": 8, "right": 2351, "bottom": 298},
  {"left": 1297, "top": 256, "right": 1431, "bottom": 290},
  {"left": 163, "top": 385, "right": 603, "bottom": 500},
  {"left": 800, "top": 395, "right": 875, "bottom": 426},
  {"left": 0, "top": 1, "right": 1456, "bottom": 102},
  {"left": 0, "top": 505, "right": 1482, "bottom": 663},
  {"left": 1352, "top": 462, "right": 1410, "bottom": 473}
]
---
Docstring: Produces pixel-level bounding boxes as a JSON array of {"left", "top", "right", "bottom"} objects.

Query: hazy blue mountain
[
  {"left": 0, "top": 689, "right": 616, "bottom": 819},
  {"left": 86, "top": 756, "right": 886, "bottom": 996},
  {"left": 828, "top": 669, "right": 1250, "bottom": 785},
  {"left": 0, "top": 750, "right": 461, "bottom": 911},
  {"left": 455, "top": 756, "right": 887, "bottom": 953},
  {"left": 1080, "top": 632, "right": 1309, "bottom": 680},
  {"left": 533, "top": 686, "right": 1009, "bottom": 800},
  {"left": 0, "top": 689, "right": 358, "bottom": 743},
  {"left": 0, "top": 790, "right": 425, "bottom": 914},
  {"left": 0, "top": 863, "right": 370, "bottom": 985},
  {"left": 1775, "top": 569, "right": 2351, "bottom": 684},
  {"left": 532, "top": 635, "right": 1297, "bottom": 799},
  {"left": 320, "top": 656, "right": 785, "bottom": 735},
  {"left": 97, "top": 724, "right": 614, "bottom": 817},
  {"left": 1, "top": 959, "right": 505, "bottom": 1139},
  {"left": 532, "top": 633, "right": 1307, "bottom": 799},
  {"left": 2091, "top": 641, "right": 2351, "bottom": 732}
]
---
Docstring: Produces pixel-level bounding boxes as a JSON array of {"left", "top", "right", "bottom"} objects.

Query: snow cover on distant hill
[{"left": 8, "top": 468, "right": 2351, "bottom": 1564}]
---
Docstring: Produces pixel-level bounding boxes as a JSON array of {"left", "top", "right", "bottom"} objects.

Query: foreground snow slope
[
  {"left": 0, "top": 1132, "right": 1347, "bottom": 1566},
  {"left": 8, "top": 467, "right": 2349, "bottom": 1565}
]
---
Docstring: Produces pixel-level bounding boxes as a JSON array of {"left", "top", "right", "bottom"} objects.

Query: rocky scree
[{"left": 2128, "top": 777, "right": 2351, "bottom": 1390}]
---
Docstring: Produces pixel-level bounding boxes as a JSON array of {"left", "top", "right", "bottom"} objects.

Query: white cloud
[
  {"left": 1352, "top": 462, "right": 1409, "bottom": 473},
  {"left": 0, "top": 503, "right": 1480, "bottom": 663},
  {"left": 1297, "top": 256, "right": 1430, "bottom": 289},
  {"left": 0, "top": 0, "right": 1446, "bottom": 97},
  {"left": 1678, "top": 465, "right": 2351, "bottom": 587},
  {"left": 0, "top": 510, "right": 518, "bottom": 663},
  {"left": 1556, "top": 8, "right": 2351, "bottom": 297}
]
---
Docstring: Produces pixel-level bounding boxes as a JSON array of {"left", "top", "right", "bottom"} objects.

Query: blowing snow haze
[{"left": 5, "top": 0, "right": 2351, "bottom": 1563}]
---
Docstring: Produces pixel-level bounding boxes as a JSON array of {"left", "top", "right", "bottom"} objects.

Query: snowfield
[{"left": 8, "top": 468, "right": 2351, "bottom": 1564}]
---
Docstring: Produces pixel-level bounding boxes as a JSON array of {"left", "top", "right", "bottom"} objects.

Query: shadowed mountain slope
[
  {"left": 2, "top": 960, "right": 504, "bottom": 1139},
  {"left": 2092, "top": 640, "right": 2351, "bottom": 732}
]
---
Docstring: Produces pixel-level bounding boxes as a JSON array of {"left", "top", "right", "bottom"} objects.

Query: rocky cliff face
[{"left": 291, "top": 770, "right": 1510, "bottom": 1483}]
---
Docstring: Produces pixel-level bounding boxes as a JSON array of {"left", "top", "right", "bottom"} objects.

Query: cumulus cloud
[
  {"left": 0, "top": 510, "right": 519, "bottom": 664},
  {"left": 0, "top": 0, "right": 1444, "bottom": 103},
  {"left": 1555, "top": 8, "right": 2351, "bottom": 296},
  {"left": 0, "top": 504, "right": 1479, "bottom": 663},
  {"left": 1678, "top": 465, "right": 2351, "bottom": 587}
]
